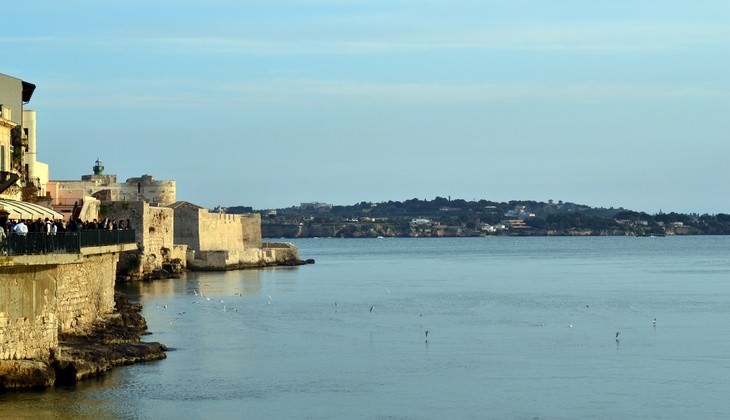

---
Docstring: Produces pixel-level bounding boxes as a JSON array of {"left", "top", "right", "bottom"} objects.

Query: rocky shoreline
[{"left": 0, "top": 293, "right": 166, "bottom": 391}]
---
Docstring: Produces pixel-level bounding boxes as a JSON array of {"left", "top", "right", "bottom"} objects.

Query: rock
[
  {"left": 52, "top": 293, "right": 167, "bottom": 384},
  {"left": 0, "top": 360, "right": 55, "bottom": 390},
  {"left": 1, "top": 292, "right": 167, "bottom": 390}
]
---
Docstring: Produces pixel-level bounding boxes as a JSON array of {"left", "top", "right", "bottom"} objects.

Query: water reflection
[{"left": 119, "top": 269, "right": 266, "bottom": 302}]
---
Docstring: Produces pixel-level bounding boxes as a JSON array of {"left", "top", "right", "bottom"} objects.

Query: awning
[{"left": 0, "top": 198, "right": 64, "bottom": 221}]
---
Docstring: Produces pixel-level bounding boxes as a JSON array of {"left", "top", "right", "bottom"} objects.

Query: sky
[{"left": 4, "top": 0, "right": 729, "bottom": 213}]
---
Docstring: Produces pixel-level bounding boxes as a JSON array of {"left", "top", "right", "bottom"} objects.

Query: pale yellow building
[
  {"left": 21, "top": 110, "right": 49, "bottom": 198},
  {"left": 0, "top": 72, "right": 36, "bottom": 201}
]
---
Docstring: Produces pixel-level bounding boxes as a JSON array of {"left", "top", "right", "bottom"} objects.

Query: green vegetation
[{"left": 224, "top": 197, "right": 730, "bottom": 238}]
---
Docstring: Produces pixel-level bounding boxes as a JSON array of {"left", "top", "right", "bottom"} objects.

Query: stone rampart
[
  {"left": 55, "top": 253, "right": 117, "bottom": 333},
  {"left": 119, "top": 176, "right": 176, "bottom": 206},
  {"left": 199, "top": 213, "right": 246, "bottom": 252},
  {"left": 241, "top": 214, "right": 263, "bottom": 249},
  {"left": 262, "top": 242, "right": 301, "bottom": 265},
  {"left": 0, "top": 247, "right": 129, "bottom": 362},
  {"left": 0, "top": 265, "right": 57, "bottom": 360},
  {"left": 104, "top": 201, "right": 180, "bottom": 277}
]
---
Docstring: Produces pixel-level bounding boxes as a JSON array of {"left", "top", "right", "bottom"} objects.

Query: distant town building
[
  {"left": 504, "top": 205, "right": 535, "bottom": 219},
  {"left": 300, "top": 202, "right": 332, "bottom": 211}
]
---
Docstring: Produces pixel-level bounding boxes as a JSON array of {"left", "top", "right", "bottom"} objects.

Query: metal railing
[{"left": 1, "top": 230, "right": 136, "bottom": 256}]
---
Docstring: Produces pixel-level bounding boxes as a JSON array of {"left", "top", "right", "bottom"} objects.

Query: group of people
[
  {"left": 1, "top": 217, "right": 131, "bottom": 237},
  {"left": 65, "top": 217, "right": 131, "bottom": 232},
  {"left": 1, "top": 218, "right": 64, "bottom": 240}
]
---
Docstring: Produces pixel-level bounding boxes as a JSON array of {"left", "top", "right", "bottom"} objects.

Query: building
[
  {"left": 0, "top": 73, "right": 64, "bottom": 223},
  {"left": 21, "top": 110, "right": 49, "bottom": 199},
  {"left": 46, "top": 160, "right": 176, "bottom": 221},
  {"left": 170, "top": 201, "right": 301, "bottom": 270},
  {"left": 0, "top": 72, "right": 36, "bottom": 201}
]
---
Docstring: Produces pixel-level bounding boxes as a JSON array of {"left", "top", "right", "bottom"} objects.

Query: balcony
[{"left": 1, "top": 230, "right": 136, "bottom": 256}]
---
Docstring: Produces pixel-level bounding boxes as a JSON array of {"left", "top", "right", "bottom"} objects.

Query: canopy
[{"left": 0, "top": 198, "right": 64, "bottom": 221}]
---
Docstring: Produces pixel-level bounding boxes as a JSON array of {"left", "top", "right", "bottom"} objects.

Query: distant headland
[{"left": 219, "top": 198, "right": 730, "bottom": 238}]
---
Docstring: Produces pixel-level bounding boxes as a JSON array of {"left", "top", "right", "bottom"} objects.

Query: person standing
[
  {"left": 13, "top": 220, "right": 28, "bottom": 254},
  {"left": 0, "top": 224, "right": 6, "bottom": 256},
  {"left": 13, "top": 220, "right": 28, "bottom": 236}
]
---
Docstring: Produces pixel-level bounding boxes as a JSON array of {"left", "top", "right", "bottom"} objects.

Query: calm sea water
[{"left": 2, "top": 236, "right": 730, "bottom": 419}]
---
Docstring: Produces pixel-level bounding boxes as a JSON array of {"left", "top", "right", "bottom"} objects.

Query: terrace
[{"left": 1, "top": 230, "right": 136, "bottom": 256}]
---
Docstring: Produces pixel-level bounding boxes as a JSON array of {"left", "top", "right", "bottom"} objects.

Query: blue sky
[{"left": 5, "top": 1, "right": 729, "bottom": 213}]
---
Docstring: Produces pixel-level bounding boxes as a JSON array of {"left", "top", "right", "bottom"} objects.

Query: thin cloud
[
  {"left": 142, "top": 21, "right": 730, "bottom": 55},
  {"left": 38, "top": 78, "right": 729, "bottom": 109},
  {"left": 5, "top": 21, "right": 730, "bottom": 55}
]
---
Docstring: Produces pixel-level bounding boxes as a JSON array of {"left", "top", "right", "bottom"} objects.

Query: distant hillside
[{"left": 217, "top": 197, "right": 730, "bottom": 238}]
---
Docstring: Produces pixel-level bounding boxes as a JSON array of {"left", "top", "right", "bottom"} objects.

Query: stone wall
[
  {"left": 241, "top": 214, "right": 263, "bottom": 249},
  {"left": 192, "top": 211, "right": 262, "bottom": 252},
  {"left": 262, "top": 242, "right": 301, "bottom": 265},
  {"left": 55, "top": 253, "right": 117, "bottom": 334},
  {"left": 174, "top": 206, "right": 273, "bottom": 269},
  {"left": 103, "top": 201, "right": 178, "bottom": 275},
  {"left": 0, "top": 249, "right": 126, "bottom": 361},
  {"left": 119, "top": 176, "right": 176, "bottom": 206},
  {"left": 0, "top": 265, "right": 57, "bottom": 360},
  {"left": 170, "top": 204, "right": 201, "bottom": 253},
  {"left": 199, "top": 213, "right": 246, "bottom": 252}
]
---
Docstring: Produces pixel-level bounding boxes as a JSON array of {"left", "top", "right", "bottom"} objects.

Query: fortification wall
[
  {"left": 198, "top": 212, "right": 246, "bottom": 252},
  {"left": 142, "top": 206, "right": 175, "bottom": 272},
  {"left": 241, "top": 214, "right": 263, "bottom": 249},
  {"left": 104, "top": 201, "right": 177, "bottom": 274},
  {"left": 0, "top": 266, "right": 57, "bottom": 360},
  {"left": 173, "top": 207, "right": 302, "bottom": 270},
  {"left": 262, "top": 242, "right": 301, "bottom": 265},
  {"left": 0, "top": 251, "right": 121, "bottom": 361},
  {"left": 55, "top": 253, "right": 117, "bottom": 333},
  {"left": 171, "top": 206, "right": 200, "bottom": 253},
  {"left": 119, "top": 177, "right": 176, "bottom": 205}
]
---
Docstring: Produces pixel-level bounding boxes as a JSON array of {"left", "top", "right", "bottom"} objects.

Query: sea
[{"left": 2, "top": 236, "right": 730, "bottom": 419}]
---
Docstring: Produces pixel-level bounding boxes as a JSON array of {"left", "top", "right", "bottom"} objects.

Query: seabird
[
  {"left": 615, "top": 331, "right": 621, "bottom": 341},
  {"left": 652, "top": 318, "right": 657, "bottom": 326}
]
